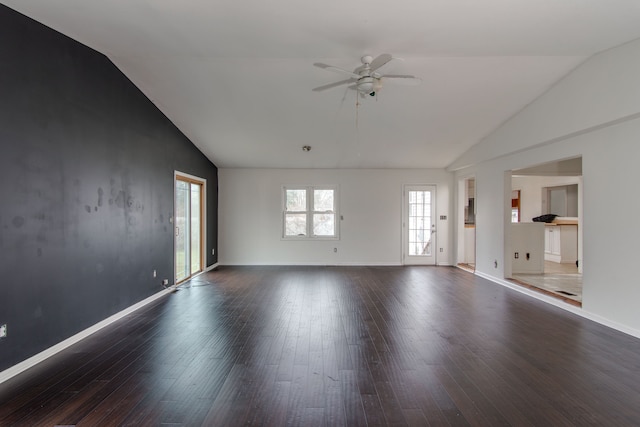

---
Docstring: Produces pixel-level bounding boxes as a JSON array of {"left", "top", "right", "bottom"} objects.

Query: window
[{"left": 283, "top": 186, "right": 338, "bottom": 239}]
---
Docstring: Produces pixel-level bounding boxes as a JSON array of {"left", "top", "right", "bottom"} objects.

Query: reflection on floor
[{"left": 512, "top": 261, "right": 582, "bottom": 305}]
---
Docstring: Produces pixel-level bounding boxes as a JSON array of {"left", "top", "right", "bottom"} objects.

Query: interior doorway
[
  {"left": 457, "top": 177, "right": 476, "bottom": 272},
  {"left": 175, "top": 172, "right": 205, "bottom": 284},
  {"left": 511, "top": 190, "right": 521, "bottom": 223},
  {"left": 403, "top": 185, "right": 436, "bottom": 265},
  {"left": 508, "top": 157, "right": 582, "bottom": 305}
]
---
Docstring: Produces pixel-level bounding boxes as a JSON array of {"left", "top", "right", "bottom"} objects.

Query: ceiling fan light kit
[
  {"left": 357, "top": 76, "right": 374, "bottom": 94},
  {"left": 313, "top": 53, "right": 421, "bottom": 97}
]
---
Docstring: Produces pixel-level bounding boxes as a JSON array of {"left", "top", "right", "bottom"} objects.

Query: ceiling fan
[{"left": 313, "top": 54, "right": 421, "bottom": 97}]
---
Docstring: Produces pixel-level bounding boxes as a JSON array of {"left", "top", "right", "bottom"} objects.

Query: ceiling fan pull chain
[{"left": 355, "top": 95, "right": 359, "bottom": 129}]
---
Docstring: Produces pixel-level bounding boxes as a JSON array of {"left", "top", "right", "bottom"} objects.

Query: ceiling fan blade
[
  {"left": 381, "top": 75, "right": 422, "bottom": 86},
  {"left": 312, "top": 78, "right": 356, "bottom": 92},
  {"left": 314, "top": 63, "right": 361, "bottom": 79},
  {"left": 369, "top": 54, "right": 393, "bottom": 72}
]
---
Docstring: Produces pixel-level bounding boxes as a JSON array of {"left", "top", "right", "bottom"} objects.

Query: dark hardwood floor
[{"left": 1, "top": 266, "right": 640, "bottom": 426}]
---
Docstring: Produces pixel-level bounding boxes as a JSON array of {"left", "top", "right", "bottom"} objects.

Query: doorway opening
[
  {"left": 175, "top": 172, "right": 206, "bottom": 284},
  {"left": 457, "top": 177, "right": 476, "bottom": 272},
  {"left": 511, "top": 190, "right": 521, "bottom": 223},
  {"left": 508, "top": 157, "right": 582, "bottom": 305},
  {"left": 403, "top": 185, "right": 436, "bottom": 265}
]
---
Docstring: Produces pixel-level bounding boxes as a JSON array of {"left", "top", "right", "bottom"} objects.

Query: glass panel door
[
  {"left": 190, "top": 183, "right": 201, "bottom": 275},
  {"left": 175, "top": 174, "right": 204, "bottom": 283},
  {"left": 403, "top": 185, "right": 436, "bottom": 265},
  {"left": 175, "top": 180, "right": 190, "bottom": 282}
]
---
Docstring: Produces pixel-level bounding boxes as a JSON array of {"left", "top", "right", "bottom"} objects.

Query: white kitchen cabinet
[{"left": 544, "top": 224, "right": 578, "bottom": 263}]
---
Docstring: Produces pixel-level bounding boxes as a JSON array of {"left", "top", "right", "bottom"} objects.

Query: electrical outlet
[
  {"left": 162, "top": 279, "right": 169, "bottom": 286},
  {"left": 514, "top": 252, "right": 519, "bottom": 259},
  {"left": 440, "top": 248, "right": 443, "bottom": 252},
  {"left": 212, "top": 248, "right": 215, "bottom": 255},
  {"left": 333, "top": 247, "right": 337, "bottom": 253},
  {"left": 153, "top": 269, "right": 157, "bottom": 278},
  {"left": 0, "top": 324, "right": 7, "bottom": 338}
]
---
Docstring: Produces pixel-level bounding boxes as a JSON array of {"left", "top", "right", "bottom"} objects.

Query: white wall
[
  {"left": 512, "top": 175, "right": 581, "bottom": 223},
  {"left": 219, "top": 168, "right": 453, "bottom": 266},
  {"left": 511, "top": 222, "right": 545, "bottom": 274},
  {"left": 451, "top": 38, "right": 640, "bottom": 336}
]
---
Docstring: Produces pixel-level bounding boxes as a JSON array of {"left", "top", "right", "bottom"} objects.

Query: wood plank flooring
[{"left": 1, "top": 266, "right": 640, "bottom": 426}]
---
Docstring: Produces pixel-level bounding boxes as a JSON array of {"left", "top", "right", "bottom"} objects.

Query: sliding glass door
[{"left": 175, "top": 174, "right": 204, "bottom": 283}]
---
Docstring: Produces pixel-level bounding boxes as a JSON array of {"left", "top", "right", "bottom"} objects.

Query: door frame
[
  {"left": 457, "top": 176, "right": 476, "bottom": 272},
  {"left": 402, "top": 184, "right": 437, "bottom": 265},
  {"left": 174, "top": 171, "right": 207, "bottom": 284}
]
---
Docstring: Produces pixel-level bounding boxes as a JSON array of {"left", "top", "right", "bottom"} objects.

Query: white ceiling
[{"left": 5, "top": 1, "right": 640, "bottom": 169}]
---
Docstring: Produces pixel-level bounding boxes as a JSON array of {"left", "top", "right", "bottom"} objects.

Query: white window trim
[{"left": 282, "top": 185, "right": 339, "bottom": 240}]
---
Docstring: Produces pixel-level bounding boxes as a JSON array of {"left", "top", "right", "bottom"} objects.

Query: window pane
[
  {"left": 313, "top": 213, "right": 334, "bottom": 236},
  {"left": 314, "top": 189, "right": 334, "bottom": 212},
  {"left": 190, "top": 183, "right": 201, "bottom": 274},
  {"left": 285, "top": 213, "right": 307, "bottom": 236},
  {"left": 175, "top": 180, "right": 190, "bottom": 281},
  {"left": 408, "top": 190, "right": 431, "bottom": 257},
  {"left": 409, "top": 217, "right": 417, "bottom": 229},
  {"left": 286, "top": 189, "right": 306, "bottom": 211}
]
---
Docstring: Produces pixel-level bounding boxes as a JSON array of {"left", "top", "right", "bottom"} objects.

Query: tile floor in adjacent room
[{"left": 512, "top": 261, "right": 582, "bottom": 303}]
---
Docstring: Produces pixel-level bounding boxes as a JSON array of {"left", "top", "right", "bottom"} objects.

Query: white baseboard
[
  {"left": 0, "top": 287, "right": 175, "bottom": 385},
  {"left": 473, "top": 270, "right": 640, "bottom": 340},
  {"left": 204, "top": 263, "right": 219, "bottom": 272},
  {"left": 217, "top": 261, "right": 403, "bottom": 266}
]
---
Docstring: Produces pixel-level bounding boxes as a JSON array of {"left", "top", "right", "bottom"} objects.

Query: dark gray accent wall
[{"left": 0, "top": 5, "right": 218, "bottom": 372}]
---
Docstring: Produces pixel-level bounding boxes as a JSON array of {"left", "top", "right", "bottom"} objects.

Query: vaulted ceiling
[{"left": 4, "top": 1, "right": 640, "bottom": 168}]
